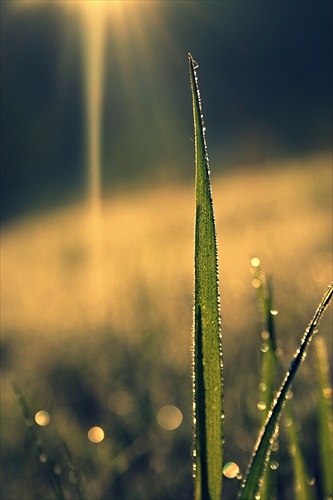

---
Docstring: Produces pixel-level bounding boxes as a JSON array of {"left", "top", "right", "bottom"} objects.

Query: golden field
[{"left": 1, "top": 155, "right": 332, "bottom": 499}]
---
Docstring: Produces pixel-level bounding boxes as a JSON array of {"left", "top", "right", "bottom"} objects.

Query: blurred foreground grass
[{"left": 1, "top": 155, "right": 332, "bottom": 499}]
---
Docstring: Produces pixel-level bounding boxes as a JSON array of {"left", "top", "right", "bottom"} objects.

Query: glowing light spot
[
  {"left": 223, "top": 461, "right": 240, "bottom": 478},
  {"left": 270, "top": 309, "right": 278, "bottom": 316},
  {"left": 39, "top": 453, "right": 48, "bottom": 463},
  {"left": 275, "top": 347, "right": 283, "bottom": 357},
  {"left": 270, "top": 460, "right": 279, "bottom": 470},
  {"left": 323, "top": 387, "right": 332, "bottom": 399},
  {"left": 108, "top": 390, "right": 133, "bottom": 415},
  {"left": 261, "top": 330, "right": 270, "bottom": 340},
  {"left": 88, "top": 426, "right": 105, "bottom": 443},
  {"left": 257, "top": 401, "right": 267, "bottom": 411},
  {"left": 157, "top": 405, "right": 183, "bottom": 430},
  {"left": 284, "top": 417, "right": 292, "bottom": 427},
  {"left": 53, "top": 465, "right": 62, "bottom": 475},
  {"left": 251, "top": 257, "right": 260, "bottom": 268},
  {"left": 252, "top": 278, "right": 261, "bottom": 289},
  {"left": 286, "top": 390, "right": 294, "bottom": 400},
  {"left": 35, "top": 410, "right": 50, "bottom": 426}
]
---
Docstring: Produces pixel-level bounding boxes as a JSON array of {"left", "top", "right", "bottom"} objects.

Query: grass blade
[
  {"left": 251, "top": 260, "right": 279, "bottom": 499},
  {"left": 251, "top": 259, "right": 314, "bottom": 499},
  {"left": 238, "top": 284, "right": 333, "bottom": 500},
  {"left": 13, "top": 384, "right": 65, "bottom": 500},
  {"left": 284, "top": 403, "right": 315, "bottom": 499},
  {"left": 313, "top": 335, "right": 333, "bottom": 498},
  {"left": 189, "top": 53, "right": 223, "bottom": 500}
]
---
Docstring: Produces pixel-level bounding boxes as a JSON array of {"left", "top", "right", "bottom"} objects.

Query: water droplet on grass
[
  {"left": 270, "top": 460, "right": 279, "bottom": 470},
  {"left": 35, "top": 410, "right": 50, "bottom": 426},
  {"left": 260, "top": 343, "right": 269, "bottom": 352},
  {"left": 223, "top": 462, "right": 240, "bottom": 478},
  {"left": 257, "top": 401, "right": 266, "bottom": 411}
]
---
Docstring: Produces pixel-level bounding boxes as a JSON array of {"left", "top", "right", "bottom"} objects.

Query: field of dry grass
[{"left": 1, "top": 155, "right": 332, "bottom": 499}]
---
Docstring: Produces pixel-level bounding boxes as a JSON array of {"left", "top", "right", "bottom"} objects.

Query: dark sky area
[{"left": 1, "top": 0, "right": 332, "bottom": 223}]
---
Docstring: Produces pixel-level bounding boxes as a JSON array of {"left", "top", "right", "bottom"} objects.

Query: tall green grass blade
[
  {"left": 313, "top": 335, "right": 333, "bottom": 498},
  {"left": 189, "top": 53, "right": 223, "bottom": 500},
  {"left": 238, "top": 284, "right": 333, "bottom": 500}
]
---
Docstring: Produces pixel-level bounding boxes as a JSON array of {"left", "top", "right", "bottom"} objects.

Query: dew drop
[
  {"left": 258, "top": 383, "right": 267, "bottom": 392},
  {"left": 223, "top": 462, "right": 240, "bottom": 478},
  {"left": 270, "top": 460, "right": 279, "bottom": 470},
  {"left": 257, "top": 401, "right": 267, "bottom": 411},
  {"left": 260, "top": 343, "right": 269, "bottom": 353},
  {"left": 261, "top": 330, "right": 270, "bottom": 340},
  {"left": 270, "top": 309, "right": 278, "bottom": 316},
  {"left": 286, "top": 390, "right": 294, "bottom": 400},
  {"left": 39, "top": 453, "right": 48, "bottom": 463}
]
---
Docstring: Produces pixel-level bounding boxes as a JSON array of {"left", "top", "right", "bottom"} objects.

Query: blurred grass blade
[
  {"left": 313, "top": 335, "right": 333, "bottom": 497},
  {"left": 238, "top": 284, "right": 333, "bottom": 500},
  {"left": 13, "top": 384, "right": 65, "bottom": 500},
  {"left": 284, "top": 403, "right": 315, "bottom": 499},
  {"left": 189, "top": 53, "right": 223, "bottom": 500},
  {"left": 251, "top": 260, "right": 279, "bottom": 499}
]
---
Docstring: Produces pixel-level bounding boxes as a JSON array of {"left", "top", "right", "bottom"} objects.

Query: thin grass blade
[
  {"left": 13, "top": 384, "right": 65, "bottom": 500},
  {"left": 284, "top": 403, "right": 315, "bottom": 499},
  {"left": 313, "top": 335, "right": 333, "bottom": 497},
  {"left": 251, "top": 260, "right": 314, "bottom": 499},
  {"left": 238, "top": 284, "right": 333, "bottom": 500},
  {"left": 251, "top": 260, "right": 279, "bottom": 499},
  {"left": 189, "top": 53, "right": 223, "bottom": 500}
]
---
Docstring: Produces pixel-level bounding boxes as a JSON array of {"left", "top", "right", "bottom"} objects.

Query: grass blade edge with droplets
[{"left": 238, "top": 284, "right": 333, "bottom": 500}]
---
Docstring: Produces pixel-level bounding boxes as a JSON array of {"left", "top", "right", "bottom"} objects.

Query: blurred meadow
[{"left": 1, "top": 1, "right": 332, "bottom": 499}]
